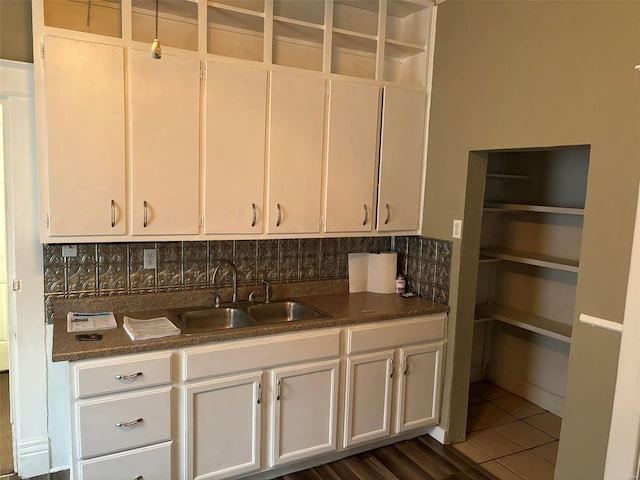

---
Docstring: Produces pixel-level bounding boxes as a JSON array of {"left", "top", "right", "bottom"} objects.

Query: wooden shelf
[
  {"left": 208, "top": 7, "right": 264, "bottom": 35},
  {"left": 475, "top": 304, "right": 572, "bottom": 343},
  {"left": 479, "top": 255, "right": 502, "bottom": 264},
  {"left": 273, "top": 18, "right": 324, "bottom": 44},
  {"left": 333, "top": 29, "right": 377, "bottom": 55},
  {"left": 486, "top": 173, "right": 530, "bottom": 181},
  {"left": 208, "top": 1, "right": 265, "bottom": 17},
  {"left": 387, "top": 0, "right": 431, "bottom": 18},
  {"left": 384, "top": 39, "right": 425, "bottom": 59},
  {"left": 484, "top": 203, "right": 585, "bottom": 216},
  {"left": 480, "top": 247, "right": 579, "bottom": 273}
]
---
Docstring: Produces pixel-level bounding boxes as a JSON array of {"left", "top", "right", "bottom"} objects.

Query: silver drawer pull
[
  {"left": 389, "top": 359, "right": 395, "bottom": 378},
  {"left": 384, "top": 203, "right": 391, "bottom": 225},
  {"left": 403, "top": 357, "right": 408, "bottom": 375},
  {"left": 257, "top": 382, "right": 262, "bottom": 405},
  {"left": 276, "top": 203, "right": 282, "bottom": 227},
  {"left": 133, "top": 476, "right": 143, "bottom": 480},
  {"left": 111, "top": 199, "right": 116, "bottom": 228},
  {"left": 115, "top": 372, "right": 143, "bottom": 381},
  {"left": 362, "top": 204, "right": 368, "bottom": 226},
  {"left": 115, "top": 417, "right": 143, "bottom": 428},
  {"left": 276, "top": 379, "right": 281, "bottom": 401},
  {"left": 143, "top": 201, "right": 148, "bottom": 228}
]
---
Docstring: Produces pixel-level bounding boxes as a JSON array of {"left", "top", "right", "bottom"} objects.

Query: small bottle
[{"left": 395, "top": 274, "right": 406, "bottom": 294}]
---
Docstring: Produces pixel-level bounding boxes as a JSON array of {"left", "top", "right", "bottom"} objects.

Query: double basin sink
[{"left": 167, "top": 299, "right": 329, "bottom": 335}]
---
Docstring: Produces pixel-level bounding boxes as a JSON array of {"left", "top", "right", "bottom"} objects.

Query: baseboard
[
  {"left": 488, "top": 372, "right": 564, "bottom": 417},
  {"left": 16, "top": 437, "right": 50, "bottom": 479},
  {"left": 427, "top": 425, "right": 447, "bottom": 444}
]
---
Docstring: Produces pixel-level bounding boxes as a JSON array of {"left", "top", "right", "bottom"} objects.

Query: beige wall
[
  {"left": 426, "top": 1, "right": 640, "bottom": 478},
  {"left": 0, "top": 0, "right": 33, "bottom": 63}
]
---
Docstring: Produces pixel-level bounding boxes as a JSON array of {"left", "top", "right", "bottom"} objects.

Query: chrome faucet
[
  {"left": 212, "top": 261, "right": 238, "bottom": 303},
  {"left": 262, "top": 279, "right": 272, "bottom": 304}
]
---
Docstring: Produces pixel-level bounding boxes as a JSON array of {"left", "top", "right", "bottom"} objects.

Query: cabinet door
[
  {"left": 377, "top": 86, "right": 426, "bottom": 232},
  {"left": 324, "top": 80, "right": 379, "bottom": 233},
  {"left": 395, "top": 342, "right": 443, "bottom": 434},
  {"left": 130, "top": 50, "right": 200, "bottom": 235},
  {"left": 343, "top": 350, "right": 394, "bottom": 447},
  {"left": 267, "top": 71, "right": 325, "bottom": 234},
  {"left": 269, "top": 359, "right": 339, "bottom": 467},
  {"left": 205, "top": 62, "right": 267, "bottom": 234},
  {"left": 43, "top": 36, "right": 126, "bottom": 236},
  {"left": 184, "top": 371, "right": 263, "bottom": 480}
]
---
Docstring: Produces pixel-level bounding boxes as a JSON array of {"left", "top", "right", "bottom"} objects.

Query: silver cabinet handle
[
  {"left": 276, "top": 203, "right": 282, "bottom": 227},
  {"left": 257, "top": 382, "right": 262, "bottom": 405},
  {"left": 403, "top": 357, "right": 408, "bottom": 375},
  {"left": 115, "top": 417, "right": 143, "bottom": 428},
  {"left": 133, "top": 476, "right": 143, "bottom": 480},
  {"left": 384, "top": 203, "right": 391, "bottom": 225},
  {"left": 111, "top": 200, "right": 116, "bottom": 228},
  {"left": 251, "top": 203, "right": 257, "bottom": 228},
  {"left": 363, "top": 204, "right": 368, "bottom": 226},
  {"left": 143, "top": 201, "right": 148, "bottom": 228},
  {"left": 390, "top": 359, "right": 395, "bottom": 378},
  {"left": 276, "top": 379, "right": 281, "bottom": 400},
  {"left": 115, "top": 372, "right": 143, "bottom": 381}
]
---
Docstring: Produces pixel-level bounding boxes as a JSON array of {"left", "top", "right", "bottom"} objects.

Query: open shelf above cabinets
[
  {"left": 483, "top": 203, "right": 585, "bottom": 216},
  {"left": 132, "top": 0, "right": 199, "bottom": 52},
  {"left": 207, "top": 1, "right": 265, "bottom": 62}
]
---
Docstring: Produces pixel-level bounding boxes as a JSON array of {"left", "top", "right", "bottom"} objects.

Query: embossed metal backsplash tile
[
  {"left": 43, "top": 236, "right": 449, "bottom": 322},
  {"left": 394, "top": 236, "right": 453, "bottom": 304},
  {"left": 42, "top": 237, "right": 398, "bottom": 322}
]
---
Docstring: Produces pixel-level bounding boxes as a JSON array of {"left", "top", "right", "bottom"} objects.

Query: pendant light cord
[{"left": 155, "top": 0, "right": 159, "bottom": 39}]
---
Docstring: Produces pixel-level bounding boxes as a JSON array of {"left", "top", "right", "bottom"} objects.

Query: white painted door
[
  {"left": 184, "top": 371, "right": 263, "bottom": 480},
  {"left": 267, "top": 71, "right": 325, "bottom": 234},
  {"left": 205, "top": 62, "right": 267, "bottom": 234},
  {"left": 129, "top": 50, "right": 200, "bottom": 235},
  {"left": 343, "top": 350, "right": 394, "bottom": 447},
  {"left": 43, "top": 36, "right": 126, "bottom": 236},
  {"left": 324, "top": 80, "right": 380, "bottom": 233},
  {"left": 394, "top": 342, "right": 443, "bottom": 434},
  {"left": 377, "top": 86, "right": 426, "bottom": 232},
  {"left": 269, "top": 359, "right": 339, "bottom": 467}
]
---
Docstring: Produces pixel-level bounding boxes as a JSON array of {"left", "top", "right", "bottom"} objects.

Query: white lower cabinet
[
  {"left": 269, "top": 359, "right": 339, "bottom": 467},
  {"left": 69, "top": 314, "right": 445, "bottom": 480},
  {"left": 343, "top": 315, "right": 446, "bottom": 448},
  {"left": 184, "top": 371, "right": 263, "bottom": 480}
]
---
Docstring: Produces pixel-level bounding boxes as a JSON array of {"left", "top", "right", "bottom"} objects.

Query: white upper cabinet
[
  {"left": 377, "top": 85, "right": 427, "bottom": 232},
  {"left": 129, "top": 50, "right": 201, "bottom": 235},
  {"left": 43, "top": 36, "right": 126, "bottom": 237},
  {"left": 267, "top": 71, "right": 325, "bottom": 234},
  {"left": 204, "top": 62, "right": 267, "bottom": 235},
  {"left": 324, "top": 80, "right": 380, "bottom": 233}
]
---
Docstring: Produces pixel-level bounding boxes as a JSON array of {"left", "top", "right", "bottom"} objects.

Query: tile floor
[{"left": 453, "top": 381, "right": 561, "bottom": 480}]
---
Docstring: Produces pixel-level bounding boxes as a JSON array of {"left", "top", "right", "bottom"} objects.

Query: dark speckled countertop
[{"left": 52, "top": 282, "right": 448, "bottom": 362}]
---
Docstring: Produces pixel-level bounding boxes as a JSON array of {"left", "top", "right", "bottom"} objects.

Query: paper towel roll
[
  {"left": 367, "top": 252, "right": 397, "bottom": 294},
  {"left": 348, "top": 253, "right": 369, "bottom": 293}
]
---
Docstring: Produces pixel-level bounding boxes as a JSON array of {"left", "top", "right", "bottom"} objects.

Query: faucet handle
[
  {"left": 261, "top": 279, "right": 272, "bottom": 304},
  {"left": 208, "top": 292, "right": 221, "bottom": 308},
  {"left": 248, "top": 289, "right": 262, "bottom": 303}
]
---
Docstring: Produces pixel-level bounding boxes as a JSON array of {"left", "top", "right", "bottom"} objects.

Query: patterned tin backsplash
[{"left": 43, "top": 236, "right": 452, "bottom": 322}]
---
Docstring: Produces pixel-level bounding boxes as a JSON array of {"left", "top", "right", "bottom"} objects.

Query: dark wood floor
[{"left": 275, "top": 435, "right": 496, "bottom": 480}]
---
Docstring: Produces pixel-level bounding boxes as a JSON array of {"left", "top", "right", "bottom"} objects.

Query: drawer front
[
  {"left": 79, "top": 441, "right": 172, "bottom": 480},
  {"left": 72, "top": 351, "right": 173, "bottom": 399},
  {"left": 183, "top": 329, "right": 341, "bottom": 380},
  {"left": 76, "top": 386, "right": 172, "bottom": 459},
  {"left": 347, "top": 314, "right": 446, "bottom": 354}
]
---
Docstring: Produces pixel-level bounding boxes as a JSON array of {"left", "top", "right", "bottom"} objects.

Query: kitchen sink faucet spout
[{"left": 212, "top": 261, "right": 238, "bottom": 303}]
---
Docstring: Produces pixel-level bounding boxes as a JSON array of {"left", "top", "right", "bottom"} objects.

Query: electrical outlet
[
  {"left": 62, "top": 245, "right": 77, "bottom": 257},
  {"left": 452, "top": 219, "right": 463, "bottom": 239},
  {"left": 143, "top": 249, "right": 157, "bottom": 269}
]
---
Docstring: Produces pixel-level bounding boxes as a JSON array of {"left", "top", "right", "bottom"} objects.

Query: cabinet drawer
[
  {"left": 182, "top": 329, "right": 341, "bottom": 380},
  {"left": 72, "top": 351, "right": 173, "bottom": 399},
  {"left": 76, "top": 386, "right": 172, "bottom": 459},
  {"left": 346, "top": 314, "right": 446, "bottom": 354},
  {"left": 79, "top": 441, "right": 172, "bottom": 480}
]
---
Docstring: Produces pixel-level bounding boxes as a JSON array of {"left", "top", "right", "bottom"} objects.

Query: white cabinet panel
[
  {"left": 395, "top": 342, "right": 443, "bottom": 433},
  {"left": 377, "top": 86, "right": 426, "bottom": 232},
  {"left": 129, "top": 50, "right": 200, "bottom": 235},
  {"left": 43, "top": 36, "right": 126, "bottom": 236},
  {"left": 267, "top": 71, "right": 325, "bottom": 234},
  {"left": 343, "top": 350, "right": 394, "bottom": 447},
  {"left": 269, "top": 359, "right": 339, "bottom": 466},
  {"left": 205, "top": 62, "right": 267, "bottom": 234},
  {"left": 324, "top": 80, "right": 380, "bottom": 233},
  {"left": 184, "top": 372, "right": 263, "bottom": 480}
]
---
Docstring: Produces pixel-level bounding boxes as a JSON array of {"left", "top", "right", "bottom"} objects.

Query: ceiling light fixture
[{"left": 151, "top": 0, "right": 162, "bottom": 59}]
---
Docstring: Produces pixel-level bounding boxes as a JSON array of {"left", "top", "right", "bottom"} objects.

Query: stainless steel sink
[
  {"left": 246, "top": 300, "right": 328, "bottom": 324},
  {"left": 171, "top": 307, "right": 257, "bottom": 334}
]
